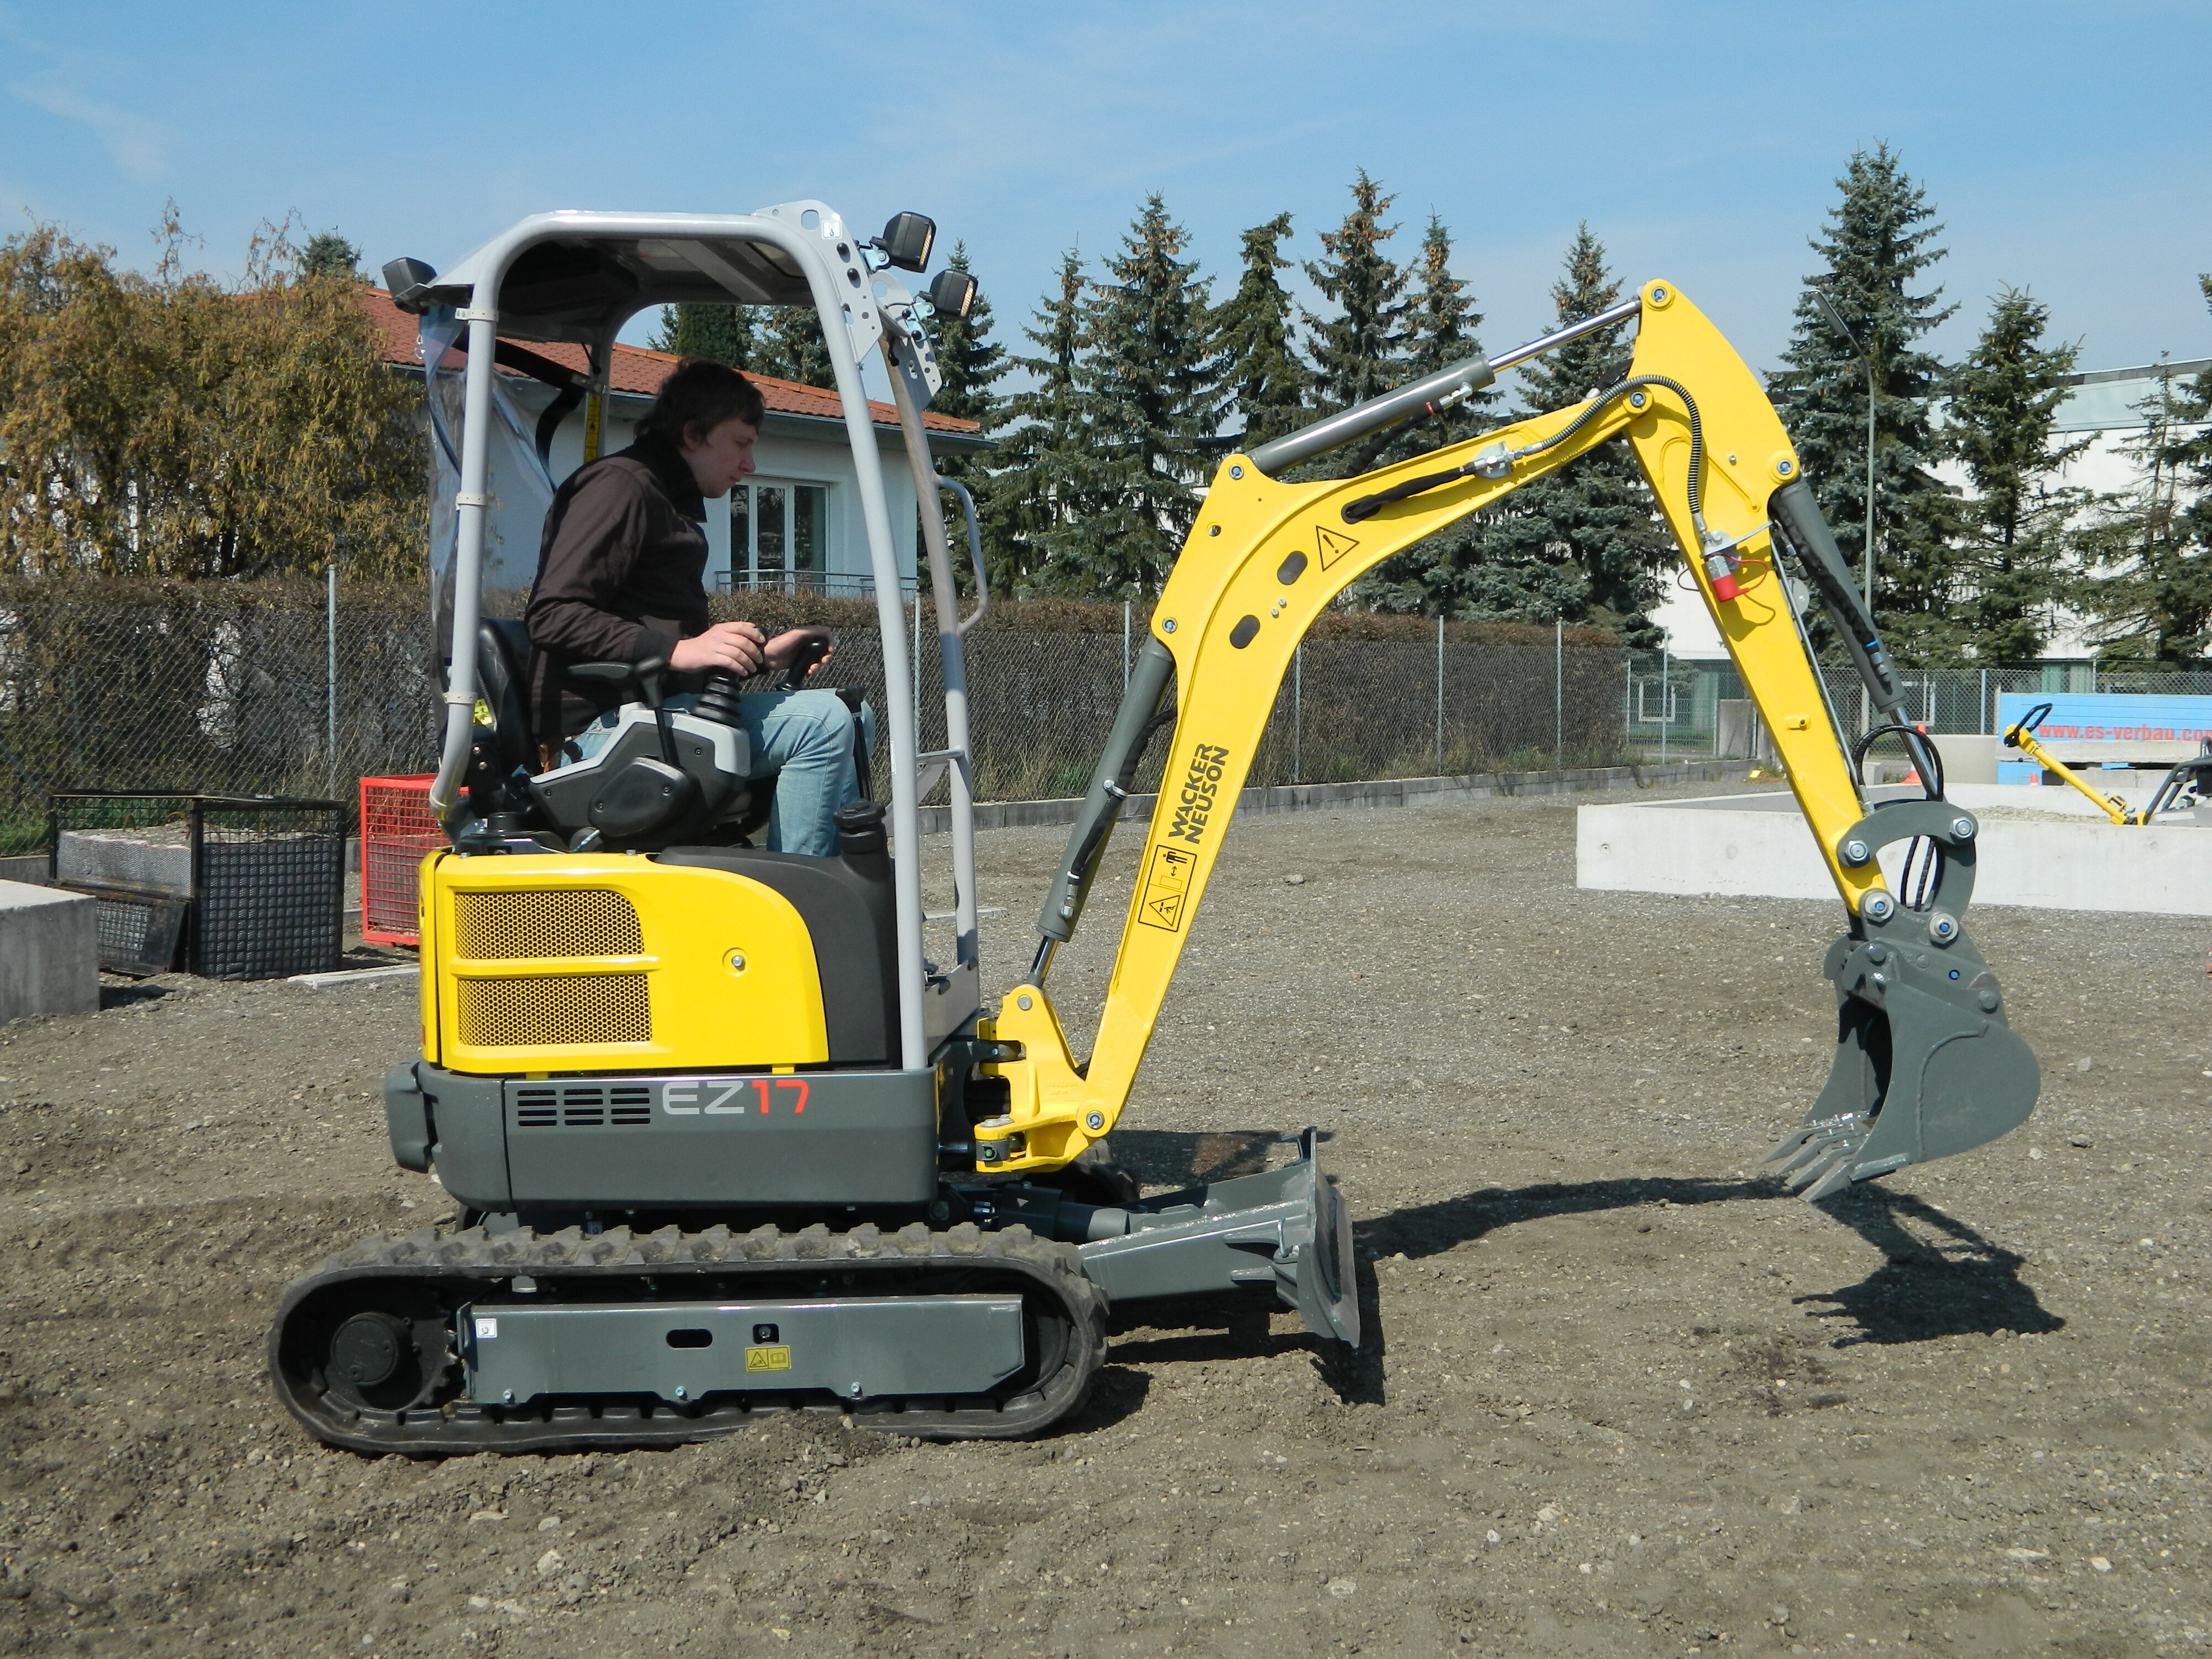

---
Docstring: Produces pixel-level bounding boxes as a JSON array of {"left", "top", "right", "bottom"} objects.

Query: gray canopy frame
[{"left": 405, "top": 201, "right": 987, "bottom": 1074}]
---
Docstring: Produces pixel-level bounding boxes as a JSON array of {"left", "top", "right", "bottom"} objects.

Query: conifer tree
[
  {"left": 2083, "top": 279, "right": 2212, "bottom": 660},
  {"left": 1947, "top": 289, "right": 2090, "bottom": 661},
  {"left": 750, "top": 305, "right": 836, "bottom": 388},
  {"left": 1303, "top": 171, "right": 1409, "bottom": 420},
  {"left": 1353, "top": 213, "right": 1499, "bottom": 613},
  {"left": 649, "top": 304, "right": 762, "bottom": 371},
  {"left": 1449, "top": 225, "right": 1666, "bottom": 638},
  {"left": 1212, "top": 212, "right": 1309, "bottom": 452},
  {"left": 921, "top": 242, "right": 1004, "bottom": 588},
  {"left": 1773, "top": 143, "right": 1959, "bottom": 661},
  {"left": 300, "top": 231, "right": 359, "bottom": 280},
  {"left": 1405, "top": 213, "right": 1488, "bottom": 385},
  {"left": 1044, "top": 196, "right": 1223, "bottom": 596},
  {"left": 990, "top": 249, "right": 1092, "bottom": 591},
  {"left": 925, "top": 242, "right": 1003, "bottom": 428}
]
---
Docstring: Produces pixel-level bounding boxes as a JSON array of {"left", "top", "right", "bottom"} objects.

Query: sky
[{"left": 3, "top": 0, "right": 2209, "bottom": 384}]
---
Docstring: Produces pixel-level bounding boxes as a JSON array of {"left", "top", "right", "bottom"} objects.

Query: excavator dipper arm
[{"left": 978, "top": 281, "right": 2038, "bottom": 1199}]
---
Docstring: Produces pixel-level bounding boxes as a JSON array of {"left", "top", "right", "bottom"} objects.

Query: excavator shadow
[
  {"left": 1796, "top": 1184, "right": 2064, "bottom": 1347},
  {"left": 1346, "top": 1170, "right": 2058, "bottom": 1361}
]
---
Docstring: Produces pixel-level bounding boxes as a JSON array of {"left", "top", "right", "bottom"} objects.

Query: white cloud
[{"left": 10, "top": 76, "right": 178, "bottom": 183}]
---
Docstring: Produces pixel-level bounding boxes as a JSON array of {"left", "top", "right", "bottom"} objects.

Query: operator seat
[{"left": 474, "top": 618, "right": 538, "bottom": 777}]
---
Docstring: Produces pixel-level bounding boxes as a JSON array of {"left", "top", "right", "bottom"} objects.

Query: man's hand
[
  {"left": 763, "top": 627, "right": 835, "bottom": 678},
  {"left": 670, "top": 620, "right": 767, "bottom": 675}
]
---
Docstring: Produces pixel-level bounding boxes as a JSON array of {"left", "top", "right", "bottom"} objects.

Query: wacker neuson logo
[{"left": 1166, "top": 742, "right": 1230, "bottom": 845}]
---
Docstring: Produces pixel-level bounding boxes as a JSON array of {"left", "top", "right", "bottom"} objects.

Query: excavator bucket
[{"left": 1766, "top": 922, "right": 2041, "bottom": 1201}]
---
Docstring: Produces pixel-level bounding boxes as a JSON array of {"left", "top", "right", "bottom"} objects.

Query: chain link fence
[
  {"left": 0, "top": 582, "right": 1639, "bottom": 852},
  {"left": 1623, "top": 651, "right": 2212, "bottom": 759}
]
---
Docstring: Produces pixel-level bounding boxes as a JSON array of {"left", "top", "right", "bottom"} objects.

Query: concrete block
[
  {"left": 0, "top": 880, "right": 98, "bottom": 1022},
  {"left": 1929, "top": 733, "right": 1998, "bottom": 785},
  {"left": 1577, "top": 785, "right": 2212, "bottom": 917},
  {"left": 55, "top": 829, "right": 192, "bottom": 896}
]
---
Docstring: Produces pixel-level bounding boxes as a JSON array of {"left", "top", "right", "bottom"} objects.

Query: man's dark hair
[{"left": 637, "top": 358, "right": 766, "bottom": 446}]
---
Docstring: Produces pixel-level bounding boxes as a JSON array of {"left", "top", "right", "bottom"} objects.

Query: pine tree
[
  {"left": 925, "top": 242, "right": 1004, "bottom": 427},
  {"left": 751, "top": 305, "right": 836, "bottom": 388},
  {"left": 1212, "top": 212, "right": 1309, "bottom": 452},
  {"left": 921, "top": 242, "right": 1004, "bottom": 589},
  {"left": 1303, "top": 171, "right": 1410, "bottom": 422},
  {"left": 1448, "top": 225, "right": 1666, "bottom": 639},
  {"left": 1947, "top": 289, "right": 2090, "bottom": 661},
  {"left": 300, "top": 231, "right": 359, "bottom": 280},
  {"left": 1042, "top": 196, "right": 1223, "bottom": 596},
  {"left": 989, "top": 249, "right": 1092, "bottom": 591},
  {"left": 648, "top": 304, "right": 763, "bottom": 371},
  {"left": 1353, "top": 213, "right": 1500, "bottom": 613},
  {"left": 2084, "top": 283, "right": 2212, "bottom": 661},
  {"left": 1772, "top": 143, "right": 1960, "bottom": 662}
]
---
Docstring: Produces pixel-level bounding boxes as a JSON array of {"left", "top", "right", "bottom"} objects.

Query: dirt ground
[{"left": 2, "top": 781, "right": 2209, "bottom": 1659}]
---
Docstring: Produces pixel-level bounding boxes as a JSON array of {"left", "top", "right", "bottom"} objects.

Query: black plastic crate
[{"left": 48, "top": 792, "right": 345, "bottom": 980}]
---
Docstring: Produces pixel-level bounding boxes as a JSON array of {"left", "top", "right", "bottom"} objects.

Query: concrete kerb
[{"left": 916, "top": 759, "right": 1746, "bottom": 836}]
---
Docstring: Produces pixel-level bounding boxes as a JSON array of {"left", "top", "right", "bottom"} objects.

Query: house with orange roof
[{"left": 362, "top": 288, "right": 985, "bottom": 595}]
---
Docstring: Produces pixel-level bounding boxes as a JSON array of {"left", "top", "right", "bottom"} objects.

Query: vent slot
[
  {"left": 510, "top": 1081, "right": 660, "bottom": 1128},
  {"left": 460, "top": 974, "right": 651, "bottom": 1048},
  {"left": 452, "top": 889, "right": 643, "bottom": 961}
]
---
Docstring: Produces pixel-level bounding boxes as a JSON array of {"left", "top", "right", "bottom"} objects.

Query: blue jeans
[{"left": 569, "top": 690, "right": 872, "bottom": 857}]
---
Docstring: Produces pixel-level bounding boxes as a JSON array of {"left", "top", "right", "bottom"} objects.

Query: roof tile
[{"left": 358, "top": 288, "right": 977, "bottom": 434}]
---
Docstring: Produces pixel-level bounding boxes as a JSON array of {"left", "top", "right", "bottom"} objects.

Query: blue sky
[{"left": 4, "top": 0, "right": 2209, "bottom": 380}]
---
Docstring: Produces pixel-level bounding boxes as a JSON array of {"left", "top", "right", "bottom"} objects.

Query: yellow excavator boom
[{"left": 978, "top": 281, "right": 2038, "bottom": 1201}]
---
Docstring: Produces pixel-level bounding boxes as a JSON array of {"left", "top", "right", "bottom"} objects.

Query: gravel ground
[{"left": 2, "top": 782, "right": 2207, "bottom": 1658}]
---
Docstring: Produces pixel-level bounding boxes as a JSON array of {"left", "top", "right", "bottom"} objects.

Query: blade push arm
[{"left": 979, "top": 281, "right": 2032, "bottom": 1185}]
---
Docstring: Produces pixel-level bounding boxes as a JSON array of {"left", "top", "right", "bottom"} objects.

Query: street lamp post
[
  {"left": 1811, "top": 286, "right": 1878, "bottom": 615},
  {"left": 1812, "top": 286, "right": 1878, "bottom": 736}
]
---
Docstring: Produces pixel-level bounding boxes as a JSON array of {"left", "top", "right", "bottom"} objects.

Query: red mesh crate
[{"left": 359, "top": 775, "right": 441, "bottom": 947}]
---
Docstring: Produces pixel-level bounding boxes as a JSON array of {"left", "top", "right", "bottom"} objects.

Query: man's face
[{"left": 681, "top": 416, "right": 760, "bottom": 499}]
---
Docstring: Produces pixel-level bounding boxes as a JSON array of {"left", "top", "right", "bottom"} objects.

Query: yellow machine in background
[
  {"left": 270, "top": 205, "right": 2039, "bottom": 1456},
  {"left": 2003, "top": 700, "right": 2212, "bottom": 825}
]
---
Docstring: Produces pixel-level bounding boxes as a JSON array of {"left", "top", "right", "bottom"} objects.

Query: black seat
[{"left": 476, "top": 618, "right": 537, "bottom": 775}]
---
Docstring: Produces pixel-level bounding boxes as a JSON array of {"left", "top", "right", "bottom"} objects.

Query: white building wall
[{"left": 480, "top": 381, "right": 920, "bottom": 598}]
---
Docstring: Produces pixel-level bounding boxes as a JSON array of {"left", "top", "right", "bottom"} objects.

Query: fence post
[
  {"left": 325, "top": 562, "right": 338, "bottom": 800},
  {"left": 1980, "top": 668, "right": 1989, "bottom": 734},
  {"left": 1293, "top": 644, "right": 1303, "bottom": 785},
  {"left": 1434, "top": 616, "right": 1445, "bottom": 775},
  {"left": 1554, "top": 618, "right": 1563, "bottom": 770},
  {"left": 1624, "top": 655, "right": 1632, "bottom": 755},
  {"left": 910, "top": 583, "right": 922, "bottom": 745},
  {"left": 1123, "top": 600, "right": 1130, "bottom": 691},
  {"left": 1660, "top": 648, "right": 1669, "bottom": 767}
]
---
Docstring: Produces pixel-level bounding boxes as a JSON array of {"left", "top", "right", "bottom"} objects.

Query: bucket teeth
[
  {"left": 1796, "top": 1153, "right": 1860, "bottom": 1203},
  {"left": 1763, "top": 1115, "right": 1860, "bottom": 1170},
  {"left": 1764, "top": 1115, "right": 1869, "bottom": 1199}
]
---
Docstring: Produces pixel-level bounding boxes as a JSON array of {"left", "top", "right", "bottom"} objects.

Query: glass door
[{"left": 729, "top": 480, "right": 827, "bottom": 591}]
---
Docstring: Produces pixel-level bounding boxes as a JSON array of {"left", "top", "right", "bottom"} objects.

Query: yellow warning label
[
  {"left": 745, "top": 1345, "right": 792, "bottom": 1372},
  {"left": 1137, "top": 843, "right": 1197, "bottom": 932},
  {"left": 1315, "top": 525, "right": 1360, "bottom": 568}
]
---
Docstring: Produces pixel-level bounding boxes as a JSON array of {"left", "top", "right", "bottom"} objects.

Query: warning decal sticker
[
  {"left": 1315, "top": 525, "right": 1360, "bottom": 568},
  {"left": 1137, "top": 843, "right": 1198, "bottom": 932}
]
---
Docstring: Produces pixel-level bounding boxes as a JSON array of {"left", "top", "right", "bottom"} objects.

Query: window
[{"left": 728, "top": 479, "right": 827, "bottom": 590}]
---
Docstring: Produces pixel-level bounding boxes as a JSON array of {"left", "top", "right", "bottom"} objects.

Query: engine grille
[
  {"left": 457, "top": 973, "right": 651, "bottom": 1048},
  {"left": 452, "top": 889, "right": 643, "bottom": 961},
  {"left": 513, "top": 1083, "right": 655, "bottom": 1129}
]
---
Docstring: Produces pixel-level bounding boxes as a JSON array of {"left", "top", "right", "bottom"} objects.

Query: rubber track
[{"left": 267, "top": 1219, "right": 1107, "bottom": 1455}]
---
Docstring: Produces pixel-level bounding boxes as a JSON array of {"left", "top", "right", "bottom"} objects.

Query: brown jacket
[{"left": 525, "top": 432, "right": 713, "bottom": 740}]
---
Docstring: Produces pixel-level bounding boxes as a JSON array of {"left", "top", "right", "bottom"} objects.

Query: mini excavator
[{"left": 269, "top": 202, "right": 2040, "bottom": 1453}]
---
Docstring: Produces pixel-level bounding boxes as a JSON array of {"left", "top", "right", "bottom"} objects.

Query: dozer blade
[{"left": 1765, "top": 924, "right": 2039, "bottom": 1200}]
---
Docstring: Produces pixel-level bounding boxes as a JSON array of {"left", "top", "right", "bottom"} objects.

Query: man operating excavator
[{"left": 524, "top": 359, "right": 867, "bottom": 856}]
